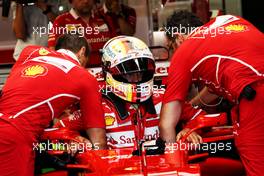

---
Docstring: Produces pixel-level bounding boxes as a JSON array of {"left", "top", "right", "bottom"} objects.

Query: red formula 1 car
[
  {"left": 35, "top": 47, "right": 244, "bottom": 176},
  {"left": 37, "top": 113, "right": 244, "bottom": 176}
]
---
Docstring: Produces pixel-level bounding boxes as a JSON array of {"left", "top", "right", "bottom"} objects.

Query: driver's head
[
  {"left": 123, "top": 72, "right": 143, "bottom": 83},
  {"left": 55, "top": 34, "right": 90, "bottom": 67},
  {"left": 165, "top": 10, "right": 203, "bottom": 51},
  {"left": 102, "top": 36, "right": 155, "bottom": 103},
  {"left": 70, "top": 0, "right": 94, "bottom": 16}
]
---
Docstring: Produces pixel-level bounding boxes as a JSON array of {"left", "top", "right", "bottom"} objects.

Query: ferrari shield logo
[
  {"left": 22, "top": 65, "right": 48, "bottom": 78},
  {"left": 39, "top": 48, "right": 50, "bottom": 56}
]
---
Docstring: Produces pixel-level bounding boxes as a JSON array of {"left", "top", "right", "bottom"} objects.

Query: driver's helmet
[{"left": 102, "top": 36, "right": 155, "bottom": 103}]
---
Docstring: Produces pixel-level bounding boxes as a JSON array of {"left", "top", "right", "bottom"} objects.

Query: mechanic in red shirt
[
  {"left": 54, "top": 36, "right": 205, "bottom": 148},
  {"left": 98, "top": 0, "right": 136, "bottom": 36},
  {"left": 160, "top": 11, "right": 264, "bottom": 176},
  {"left": 48, "top": 0, "right": 116, "bottom": 66},
  {"left": 0, "top": 34, "right": 106, "bottom": 176}
]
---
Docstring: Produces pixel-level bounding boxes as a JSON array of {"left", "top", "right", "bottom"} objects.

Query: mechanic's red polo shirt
[
  {"left": 0, "top": 45, "right": 105, "bottom": 142},
  {"left": 163, "top": 15, "right": 264, "bottom": 104},
  {"left": 48, "top": 8, "right": 116, "bottom": 66}
]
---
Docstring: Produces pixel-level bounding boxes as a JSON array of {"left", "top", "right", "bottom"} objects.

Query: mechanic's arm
[
  {"left": 190, "top": 86, "right": 219, "bottom": 107},
  {"left": 80, "top": 75, "right": 107, "bottom": 149},
  {"left": 54, "top": 110, "right": 107, "bottom": 149},
  {"left": 12, "top": 3, "right": 26, "bottom": 40},
  {"left": 160, "top": 45, "right": 203, "bottom": 143},
  {"left": 86, "top": 128, "right": 107, "bottom": 149},
  {"left": 160, "top": 100, "right": 203, "bottom": 144},
  {"left": 159, "top": 100, "right": 182, "bottom": 143}
]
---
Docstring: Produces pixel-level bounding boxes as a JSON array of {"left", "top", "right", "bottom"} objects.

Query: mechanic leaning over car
[
  {"left": 0, "top": 34, "right": 106, "bottom": 176},
  {"left": 54, "top": 36, "right": 205, "bottom": 148},
  {"left": 159, "top": 11, "right": 264, "bottom": 176}
]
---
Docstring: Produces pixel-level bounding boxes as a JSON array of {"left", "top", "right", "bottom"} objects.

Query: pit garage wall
[{"left": 127, "top": 0, "right": 150, "bottom": 46}]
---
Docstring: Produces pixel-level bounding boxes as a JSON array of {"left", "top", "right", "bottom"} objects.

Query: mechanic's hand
[
  {"left": 75, "top": 136, "right": 91, "bottom": 144},
  {"left": 176, "top": 128, "right": 203, "bottom": 144},
  {"left": 67, "top": 136, "right": 92, "bottom": 156}
]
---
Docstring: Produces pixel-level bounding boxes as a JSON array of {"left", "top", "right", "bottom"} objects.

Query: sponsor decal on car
[{"left": 106, "top": 127, "right": 159, "bottom": 148}]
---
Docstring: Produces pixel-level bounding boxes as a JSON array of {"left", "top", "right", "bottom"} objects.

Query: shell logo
[
  {"left": 39, "top": 48, "right": 50, "bottom": 56},
  {"left": 22, "top": 65, "right": 48, "bottom": 78},
  {"left": 225, "top": 24, "right": 248, "bottom": 32},
  {"left": 105, "top": 116, "right": 115, "bottom": 126}
]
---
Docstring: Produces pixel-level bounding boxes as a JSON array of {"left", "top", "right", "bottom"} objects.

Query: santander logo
[
  {"left": 120, "top": 129, "right": 159, "bottom": 144},
  {"left": 107, "top": 127, "right": 159, "bottom": 148}
]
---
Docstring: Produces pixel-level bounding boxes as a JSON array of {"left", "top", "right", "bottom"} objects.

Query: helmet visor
[{"left": 109, "top": 58, "right": 155, "bottom": 83}]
